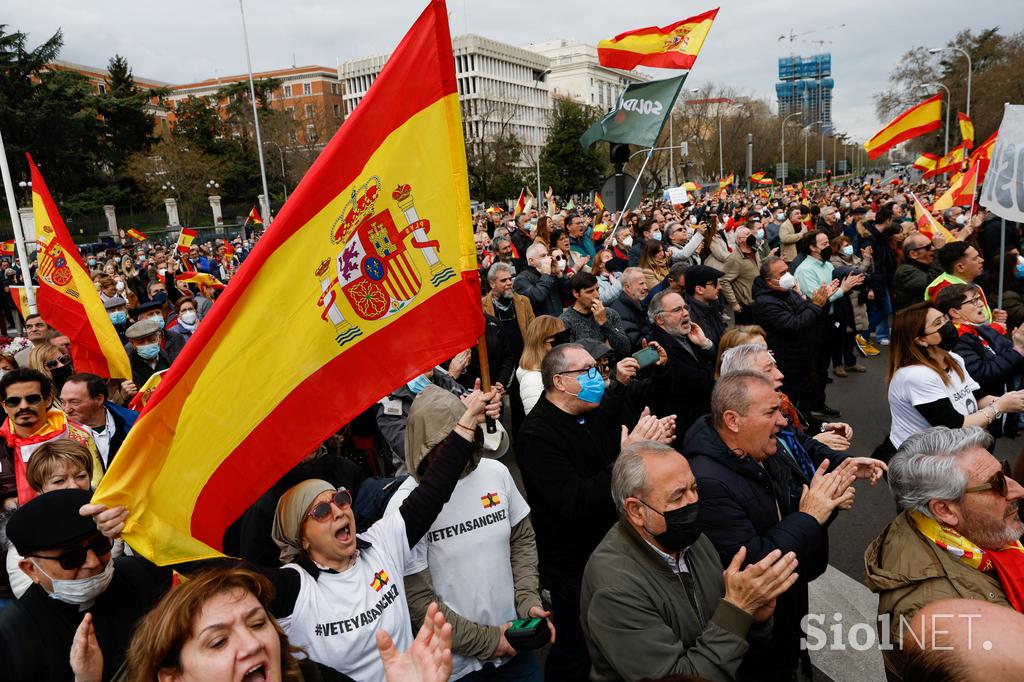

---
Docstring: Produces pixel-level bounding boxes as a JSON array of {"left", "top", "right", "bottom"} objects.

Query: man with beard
[
  {"left": 866, "top": 426, "right": 1024, "bottom": 678},
  {"left": 482, "top": 262, "right": 534, "bottom": 362}
]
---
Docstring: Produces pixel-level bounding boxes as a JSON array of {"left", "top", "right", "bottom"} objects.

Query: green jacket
[
  {"left": 581, "top": 520, "right": 768, "bottom": 682},
  {"left": 864, "top": 510, "right": 1009, "bottom": 680}
]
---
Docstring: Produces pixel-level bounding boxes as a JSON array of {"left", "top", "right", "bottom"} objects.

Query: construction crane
[{"left": 778, "top": 25, "right": 846, "bottom": 45}]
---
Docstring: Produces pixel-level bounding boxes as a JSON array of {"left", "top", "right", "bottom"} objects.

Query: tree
[
  {"left": 97, "top": 54, "right": 161, "bottom": 176},
  {"left": 125, "top": 140, "right": 227, "bottom": 225},
  {"left": 540, "top": 97, "right": 607, "bottom": 197},
  {"left": 173, "top": 96, "right": 224, "bottom": 154}
]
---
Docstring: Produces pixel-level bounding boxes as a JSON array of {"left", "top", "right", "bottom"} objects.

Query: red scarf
[{"left": 0, "top": 410, "right": 90, "bottom": 503}]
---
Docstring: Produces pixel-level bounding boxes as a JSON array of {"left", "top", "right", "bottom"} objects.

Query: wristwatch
[{"left": 989, "top": 405, "right": 1003, "bottom": 423}]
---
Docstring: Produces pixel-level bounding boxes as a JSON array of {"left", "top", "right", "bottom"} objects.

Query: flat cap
[
  {"left": 103, "top": 295, "right": 127, "bottom": 310},
  {"left": 6, "top": 488, "right": 97, "bottom": 555},
  {"left": 685, "top": 264, "right": 725, "bottom": 287},
  {"left": 125, "top": 317, "right": 162, "bottom": 339}
]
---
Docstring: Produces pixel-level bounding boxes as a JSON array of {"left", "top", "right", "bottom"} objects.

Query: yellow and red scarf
[
  {"left": 911, "top": 509, "right": 1024, "bottom": 611},
  {"left": 0, "top": 410, "right": 97, "bottom": 504}
]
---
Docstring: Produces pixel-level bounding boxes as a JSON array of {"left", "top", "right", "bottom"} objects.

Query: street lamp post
[
  {"left": 533, "top": 68, "right": 552, "bottom": 209},
  {"left": 929, "top": 46, "right": 972, "bottom": 119},
  {"left": 918, "top": 82, "right": 951, "bottom": 155},
  {"left": 670, "top": 88, "right": 700, "bottom": 187},
  {"left": 780, "top": 110, "right": 803, "bottom": 187}
]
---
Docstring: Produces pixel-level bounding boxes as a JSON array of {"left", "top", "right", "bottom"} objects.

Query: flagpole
[
  {"left": 238, "top": 0, "right": 273, "bottom": 227},
  {"left": 0, "top": 128, "right": 37, "bottom": 314}
]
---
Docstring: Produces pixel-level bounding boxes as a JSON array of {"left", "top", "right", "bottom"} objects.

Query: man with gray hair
[
  {"left": 893, "top": 232, "right": 939, "bottom": 311},
  {"left": 482, "top": 261, "right": 534, "bottom": 361},
  {"left": 609, "top": 266, "right": 650, "bottom": 351},
  {"left": 865, "top": 425, "right": 1024, "bottom": 678},
  {"left": 513, "top": 242, "right": 569, "bottom": 317},
  {"left": 581, "top": 440, "right": 798, "bottom": 681}
]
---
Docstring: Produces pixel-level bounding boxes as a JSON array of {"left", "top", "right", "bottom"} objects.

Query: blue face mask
[
  {"left": 407, "top": 374, "right": 431, "bottom": 394},
  {"left": 147, "top": 315, "right": 165, "bottom": 328},
  {"left": 151, "top": 292, "right": 168, "bottom": 305},
  {"left": 568, "top": 367, "right": 605, "bottom": 404},
  {"left": 1016, "top": 263, "right": 1024, "bottom": 280},
  {"left": 136, "top": 342, "right": 160, "bottom": 360},
  {"left": 842, "top": 245, "right": 854, "bottom": 257},
  {"left": 109, "top": 311, "right": 127, "bottom": 326},
  {"left": 755, "top": 229, "right": 765, "bottom": 240}
]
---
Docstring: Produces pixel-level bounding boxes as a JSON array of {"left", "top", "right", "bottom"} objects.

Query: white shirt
[
  {"left": 888, "top": 353, "right": 980, "bottom": 448},
  {"left": 386, "top": 459, "right": 531, "bottom": 680},
  {"left": 277, "top": 512, "right": 412, "bottom": 681},
  {"left": 86, "top": 407, "right": 117, "bottom": 470}
]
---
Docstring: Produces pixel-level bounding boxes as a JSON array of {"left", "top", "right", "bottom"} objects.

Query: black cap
[
  {"left": 129, "top": 300, "right": 163, "bottom": 318},
  {"left": 6, "top": 488, "right": 97, "bottom": 556},
  {"left": 685, "top": 264, "right": 725, "bottom": 288},
  {"left": 577, "top": 338, "right": 613, "bottom": 362}
]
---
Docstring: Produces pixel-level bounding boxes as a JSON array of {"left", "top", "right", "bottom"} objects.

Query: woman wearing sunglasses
[
  {"left": 89, "top": 384, "right": 501, "bottom": 681},
  {"left": 27, "top": 343, "right": 75, "bottom": 394},
  {"left": 884, "top": 303, "right": 1024, "bottom": 458}
]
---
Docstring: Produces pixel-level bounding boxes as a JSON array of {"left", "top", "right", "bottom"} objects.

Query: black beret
[
  {"left": 129, "top": 300, "right": 163, "bottom": 317},
  {"left": 685, "top": 264, "right": 725, "bottom": 287},
  {"left": 6, "top": 488, "right": 97, "bottom": 555}
]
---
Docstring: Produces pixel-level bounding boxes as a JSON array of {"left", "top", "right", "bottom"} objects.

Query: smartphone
[
  {"left": 633, "top": 346, "right": 660, "bottom": 370},
  {"left": 505, "top": 617, "right": 551, "bottom": 650}
]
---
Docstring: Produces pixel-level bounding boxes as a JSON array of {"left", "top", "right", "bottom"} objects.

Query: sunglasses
[
  {"left": 44, "top": 354, "right": 72, "bottom": 371},
  {"left": 307, "top": 488, "right": 353, "bottom": 522},
  {"left": 27, "top": 535, "right": 112, "bottom": 570},
  {"left": 3, "top": 393, "right": 44, "bottom": 409},
  {"left": 964, "top": 460, "right": 1014, "bottom": 497}
]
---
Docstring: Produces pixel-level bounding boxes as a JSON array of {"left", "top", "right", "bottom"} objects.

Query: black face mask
[
  {"left": 549, "top": 329, "right": 572, "bottom": 347},
  {"left": 639, "top": 499, "right": 701, "bottom": 551},
  {"left": 745, "top": 235, "right": 757, "bottom": 248},
  {"left": 934, "top": 320, "right": 960, "bottom": 352},
  {"left": 50, "top": 364, "right": 74, "bottom": 392},
  {"left": 819, "top": 246, "right": 833, "bottom": 261}
]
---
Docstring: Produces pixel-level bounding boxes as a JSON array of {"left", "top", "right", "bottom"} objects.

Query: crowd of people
[{"left": 1, "top": 172, "right": 1023, "bottom": 681}]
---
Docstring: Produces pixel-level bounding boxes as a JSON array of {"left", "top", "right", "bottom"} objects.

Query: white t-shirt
[
  {"left": 277, "top": 512, "right": 412, "bottom": 681},
  {"left": 888, "top": 353, "right": 981, "bottom": 448},
  {"left": 386, "top": 458, "right": 531, "bottom": 680}
]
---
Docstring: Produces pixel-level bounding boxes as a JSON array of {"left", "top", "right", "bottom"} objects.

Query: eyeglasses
[
  {"left": 923, "top": 314, "right": 950, "bottom": 335},
  {"left": 911, "top": 244, "right": 935, "bottom": 252},
  {"left": 961, "top": 296, "right": 984, "bottom": 308},
  {"left": 3, "top": 393, "right": 43, "bottom": 409},
  {"left": 557, "top": 366, "right": 599, "bottom": 380},
  {"left": 44, "top": 354, "right": 72, "bottom": 371},
  {"left": 307, "top": 488, "right": 353, "bottom": 522},
  {"left": 26, "top": 535, "right": 112, "bottom": 570},
  {"left": 964, "top": 460, "right": 1014, "bottom": 497}
]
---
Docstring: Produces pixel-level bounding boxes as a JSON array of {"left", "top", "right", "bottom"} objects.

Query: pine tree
[{"left": 539, "top": 97, "right": 607, "bottom": 197}]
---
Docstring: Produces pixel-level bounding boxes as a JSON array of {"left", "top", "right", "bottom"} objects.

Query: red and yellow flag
[
  {"left": 28, "top": 157, "right": 131, "bottom": 379},
  {"left": 958, "top": 112, "right": 974, "bottom": 149},
  {"left": 924, "top": 144, "right": 967, "bottom": 178},
  {"left": 597, "top": 8, "right": 719, "bottom": 71},
  {"left": 175, "top": 228, "right": 197, "bottom": 254},
  {"left": 933, "top": 163, "right": 979, "bottom": 211},
  {"left": 174, "top": 271, "right": 225, "bottom": 297},
  {"left": 750, "top": 172, "right": 772, "bottom": 186},
  {"left": 245, "top": 206, "right": 263, "bottom": 225},
  {"left": 594, "top": 192, "right": 605, "bottom": 213},
  {"left": 969, "top": 131, "right": 997, "bottom": 184},
  {"left": 718, "top": 173, "right": 735, "bottom": 190},
  {"left": 512, "top": 188, "right": 527, "bottom": 218},
  {"left": 912, "top": 193, "right": 957, "bottom": 243},
  {"left": 9, "top": 285, "right": 36, "bottom": 318},
  {"left": 92, "top": 0, "right": 484, "bottom": 564},
  {"left": 127, "top": 228, "right": 147, "bottom": 241},
  {"left": 864, "top": 94, "right": 942, "bottom": 160},
  {"left": 911, "top": 152, "right": 940, "bottom": 174},
  {"left": 682, "top": 181, "right": 702, "bottom": 191},
  {"left": 0, "top": 240, "right": 14, "bottom": 256}
]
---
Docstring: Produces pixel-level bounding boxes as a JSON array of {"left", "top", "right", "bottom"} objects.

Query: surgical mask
[
  {"left": 776, "top": 213, "right": 785, "bottom": 222},
  {"left": 1016, "top": 263, "right": 1024, "bottom": 280},
  {"left": 842, "top": 245, "right": 854, "bottom": 257},
  {"left": 114, "top": 256, "right": 122, "bottom": 264},
  {"left": 115, "top": 280, "right": 125, "bottom": 292},
  {"left": 955, "top": 214, "right": 966, "bottom": 226},
  {"left": 180, "top": 310, "right": 198, "bottom": 325},
  {"left": 650, "top": 230, "right": 663, "bottom": 241},
  {"left": 567, "top": 367, "right": 605, "bottom": 404},
  {"left": 33, "top": 557, "right": 114, "bottom": 606},
  {"left": 755, "top": 229, "right": 765, "bottom": 240},
  {"left": 934, "top": 321, "right": 960, "bottom": 352},
  {"left": 407, "top": 374, "right": 431, "bottom": 394},
  {"left": 620, "top": 236, "right": 633, "bottom": 249},
  {"left": 136, "top": 342, "right": 161, "bottom": 360},
  {"left": 87, "top": 259, "right": 96, "bottom": 267},
  {"left": 777, "top": 272, "right": 797, "bottom": 290},
  {"left": 640, "top": 499, "right": 701, "bottom": 551},
  {"left": 148, "top": 315, "right": 165, "bottom": 328},
  {"left": 108, "top": 311, "right": 127, "bottom": 326}
]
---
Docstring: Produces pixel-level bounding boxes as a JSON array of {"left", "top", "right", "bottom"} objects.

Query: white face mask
[
  {"left": 180, "top": 310, "right": 198, "bottom": 325},
  {"left": 650, "top": 230, "right": 663, "bottom": 241},
  {"left": 777, "top": 272, "right": 797, "bottom": 290},
  {"left": 33, "top": 556, "right": 115, "bottom": 606},
  {"left": 955, "top": 214, "right": 966, "bottom": 226},
  {"left": 620, "top": 236, "right": 633, "bottom": 248}
]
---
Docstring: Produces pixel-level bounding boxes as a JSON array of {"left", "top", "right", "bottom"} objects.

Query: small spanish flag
[
  {"left": 128, "top": 369, "right": 168, "bottom": 412},
  {"left": 175, "top": 271, "right": 225, "bottom": 297},
  {"left": 718, "top": 174, "right": 734, "bottom": 190},
  {"left": 933, "top": 162, "right": 980, "bottom": 212},
  {"left": 958, "top": 112, "right": 974, "bottom": 149},
  {"left": 0, "top": 240, "right": 14, "bottom": 256},
  {"left": 864, "top": 94, "right": 942, "bottom": 160},
  {"left": 371, "top": 569, "right": 390, "bottom": 592},
  {"left": 127, "top": 228, "right": 147, "bottom": 242},
  {"left": 597, "top": 8, "right": 719, "bottom": 71},
  {"left": 912, "top": 193, "right": 957, "bottom": 243},
  {"left": 969, "top": 131, "right": 997, "bottom": 184},
  {"left": 481, "top": 492, "right": 501, "bottom": 508},
  {"left": 911, "top": 152, "right": 940, "bottom": 174},
  {"left": 513, "top": 187, "right": 528, "bottom": 218},
  {"left": 924, "top": 144, "right": 967, "bottom": 178},
  {"left": 750, "top": 172, "right": 772, "bottom": 186},
  {"left": 176, "top": 228, "right": 197, "bottom": 254},
  {"left": 682, "top": 181, "right": 702, "bottom": 191},
  {"left": 245, "top": 206, "right": 263, "bottom": 226},
  {"left": 8, "top": 285, "right": 36, "bottom": 318},
  {"left": 485, "top": 206, "right": 503, "bottom": 214},
  {"left": 594, "top": 192, "right": 605, "bottom": 213}
]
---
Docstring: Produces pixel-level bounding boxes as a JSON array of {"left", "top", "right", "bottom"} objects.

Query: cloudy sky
[{"left": 7, "top": 0, "right": 1018, "bottom": 140}]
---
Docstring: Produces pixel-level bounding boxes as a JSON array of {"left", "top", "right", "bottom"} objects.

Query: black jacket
[
  {"left": 608, "top": 291, "right": 651, "bottom": 351},
  {"left": 684, "top": 293, "right": 727, "bottom": 348},
  {"left": 516, "top": 389, "right": 625, "bottom": 579},
  {"left": 0, "top": 556, "right": 171, "bottom": 681},
  {"left": 513, "top": 266, "right": 568, "bottom": 317},
  {"left": 128, "top": 348, "right": 172, "bottom": 388},
  {"left": 648, "top": 325, "right": 716, "bottom": 442},
  {"left": 893, "top": 260, "right": 939, "bottom": 311},
  {"left": 953, "top": 325, "right": 1024, "bottom": 439},
  {"left": 751, "top": 277, "right": 824, "bottom": 382},
  {"left": 684, "top": 415, "right": 841, "bottom": 678}
]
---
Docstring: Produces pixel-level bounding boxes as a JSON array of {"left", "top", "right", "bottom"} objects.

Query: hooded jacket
[
  {"left": 397, "top": 387, "right": 542, "bottom": 674},
  {"left": 864, "top": 510, "right": 1010, "bottom": 680}
]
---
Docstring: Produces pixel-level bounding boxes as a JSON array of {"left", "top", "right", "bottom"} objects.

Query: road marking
[{"left": 808, "top": 565, "right": 886, "bottom": 681}]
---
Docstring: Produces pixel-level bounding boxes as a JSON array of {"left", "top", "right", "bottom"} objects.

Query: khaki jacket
[{"left": 482, "top": 291, "right": 535, "bottom": 340}]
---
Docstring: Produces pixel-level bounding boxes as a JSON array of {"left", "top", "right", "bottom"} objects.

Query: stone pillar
[
  {"left": 164, "top": 198, "right": 180, "bottom": 227},
  {"left": 103, "top": 204, "right": 118, "bottom": 241},
  {"left": 17, "top": 207, "right": 35, "bottom": 248},
  {"left": 258, "top": 194, "right": 271, "bottom": 226},
  {"left": 208, "top": 195, "right": 223, "bottom": 225}
]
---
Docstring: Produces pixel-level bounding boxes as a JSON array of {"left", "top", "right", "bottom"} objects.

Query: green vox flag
[{"left": 580, "top": 74, "right": 688, "bottom": 150}]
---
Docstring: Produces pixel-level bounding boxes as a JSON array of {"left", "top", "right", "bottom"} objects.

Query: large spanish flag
[
  {"left": 92, "top": 0, "right": 482, "bottom": 564},
  {"left": 28, "top": 157, "right": 132, "bottom": 380},
  {"left": 958, "top": 112, "right": 974, "bottom": 149},
  {"left": 864, "top": 94, "right": 942, "bottom": 160},
  {"left": 969, "top": 131, "right": 997, "bottom": 184},
  {"left": 933, "top": 162, "right": 980, "bottom": 211},
  {"left": 597, "top": 8, "right": 719, "bottom": 71},
  {"left": 912, "top": 193, "right": 957, "bottom": 243}
]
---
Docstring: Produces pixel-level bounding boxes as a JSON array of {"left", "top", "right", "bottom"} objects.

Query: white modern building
[
  {"left": 340, "top": 35, "right": 551, "bottom": 164},
  {"left": 525, "top": 39, "right": 648, "bottom": 111}
]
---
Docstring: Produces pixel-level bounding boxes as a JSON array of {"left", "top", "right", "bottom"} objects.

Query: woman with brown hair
[
  {"left": 714, "top": 324, "right": 767, "bottom": 378},
  {"left": 515, "top": 315, "right": 567, "bottom": 415},
  {"left": 85, "top": 566, "right": 452, "bottom": 682},
  {"left": 532, "top": 215, "right": 552, "bottom": 248},
  {"left": 638, "top": 239, "right": 669, "bottom": 290},
  {"left": 886, "top": 302, "right": 1024, "bottom": 451}
]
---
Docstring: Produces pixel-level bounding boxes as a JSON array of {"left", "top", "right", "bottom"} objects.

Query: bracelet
[{"left": 454, "top": 422, "right": 476, "bottom": 435}]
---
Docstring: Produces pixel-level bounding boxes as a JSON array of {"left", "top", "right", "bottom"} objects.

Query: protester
[
  {"left": 514, "top": 244, "right": 568, "bottom": 317},
  {"left": 720, "top": 227, "right": 761, "bottom": 324},
  {"left": 639, "top": 239, "right": 670, "bottom": 290},
  {"left": 515, "top": 315, "right": 566, "bottom": 417},
  {"left": 559, "top": 272, "right": 630, "bottom": 360},
  {"left": 926, "top": 242, "right": 992, "bottom": 322},
  {"left": 482, "top": 262, "right": 535, "bottom": 364},
  {"left": 777, "top": 208, "right": 805, "bottom": 262},
  {"left": 683, "top": 264, "right": 727, "bottom": 348},
  {"left": 14, "top": 315, "right": 51, "bottom": 367},
  {"left": 167, "top": 296, "right": 200, "bottom": 341},
  {"left": 59, "top": 373, "right": 138, "bottom": 473},
  {"left": 893, "top": 233, "right": 939, "bottom": 311},
  {"left": 609, "top": 267, "right": 651, "bottom": 351}
]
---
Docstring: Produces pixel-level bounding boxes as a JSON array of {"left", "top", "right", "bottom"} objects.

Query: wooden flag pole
[{"left": 476, "top": 332, "right": 497, "bottom": 433}]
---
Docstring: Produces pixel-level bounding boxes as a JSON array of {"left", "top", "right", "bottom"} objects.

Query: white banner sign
[
  {"left": 979, "top": 103, "right": 1024, "bottom": 222},
  {"left": 667, "top": 187, "right": 690, "bottom": 205}
]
